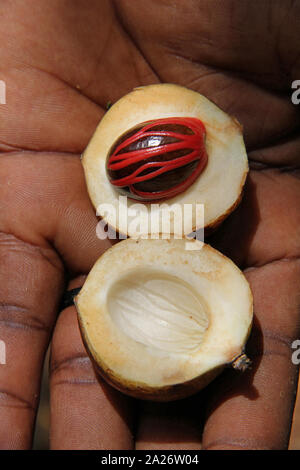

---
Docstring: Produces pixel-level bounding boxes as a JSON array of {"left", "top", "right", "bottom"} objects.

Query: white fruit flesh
[
  {"left": 82, "top": 83, "right": 249, "bottom": 237},
  {"left": 76, "top": 239, "right": 253, "bottom": 396}
]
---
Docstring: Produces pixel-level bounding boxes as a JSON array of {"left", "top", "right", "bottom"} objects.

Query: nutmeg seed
[{"left": 106, "top": 117, "right": 208, "bottom": 201}]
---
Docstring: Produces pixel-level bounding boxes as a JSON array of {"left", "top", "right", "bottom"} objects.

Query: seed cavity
[{"left": 107, "top": 269, "right": 209, "bottom": 354}]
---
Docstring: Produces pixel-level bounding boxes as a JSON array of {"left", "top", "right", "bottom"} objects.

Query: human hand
[{"left": 0, "top": 0, "right": 299, "bottom": 449}]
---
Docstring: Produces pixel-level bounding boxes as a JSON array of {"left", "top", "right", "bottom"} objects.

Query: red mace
[{"left": 106, "top": 117, "right": 208, "bottom": 202}]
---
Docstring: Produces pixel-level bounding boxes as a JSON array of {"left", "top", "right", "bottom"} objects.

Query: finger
[
  {"left": 118, "top": 0, "right": 300, "bottom": 89},
  {"left": 0, "top": 0, "right": 155, "bottom": 153},
  {"left": 0, "top": 152, "right": 65, "bottom": 449},
  {"left": 116, "top": 0, "right": 300, "bottom": 154},
  {"left": 0, "top": 233, "right": 64, "bottom": 449},
  {"left": 135, "top": 398, "right": 203, "bottom": 450},
  {"left": 202, "top": 259, "right": 300, "bottom": 450},
  {"left": 50, "top": 278, "right": 135, "bottom": 450},
  {"left": 0, "top": 152, "right": 114, "bottom": 275},
  {"left": 0, "top": 152, "right": 118, "bottom": 448},
  {"left": 209, "top": 169, "right": 300, "bottom": 269}
]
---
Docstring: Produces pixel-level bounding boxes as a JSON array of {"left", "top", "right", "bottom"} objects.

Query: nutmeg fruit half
[
  {"left": 82, "top": 83, "right": 249, "bottom": 237},
  {"left": 75, "top": 238, "right": 253, "bottom": 401}
]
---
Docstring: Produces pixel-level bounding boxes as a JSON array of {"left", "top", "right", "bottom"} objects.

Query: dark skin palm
[{"left": 0, "top": 0, "right": 300, "bottom": 449}]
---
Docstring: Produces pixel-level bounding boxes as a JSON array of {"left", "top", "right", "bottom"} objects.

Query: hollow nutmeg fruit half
[{"left": 75, "top": 238, "right": 253, "bottom": 402}]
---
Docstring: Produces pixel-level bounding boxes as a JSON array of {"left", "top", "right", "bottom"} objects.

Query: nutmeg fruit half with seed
[
  {"left": 75, "top": 238, "right": 253, "bottom": 401},
  {"left": 82, "top": 83, "right": 249, "bottom": 237}
]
